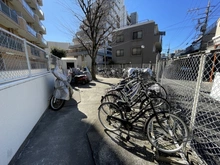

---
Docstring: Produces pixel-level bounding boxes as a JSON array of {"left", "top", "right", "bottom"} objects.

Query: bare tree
[{"left": 69, "top": 0, "right": 116, "bottom": 80}]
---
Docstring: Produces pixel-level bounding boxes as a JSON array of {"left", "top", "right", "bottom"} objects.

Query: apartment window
[
  {"left": 116, "top": 34, "right": 124, "bottom": 43},
  {"left": 132, "top": 47, "right": 141, "bottom": 55},
  {"left": 133, "top": 31, "right": 142, "bottom": 40},
  {"left": 116, "top": 49, "right": 124, "bottom": 57}
]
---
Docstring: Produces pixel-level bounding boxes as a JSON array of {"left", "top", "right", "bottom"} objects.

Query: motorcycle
[{"left": 50, "top": 63, "right": 73, "bottom": 111}]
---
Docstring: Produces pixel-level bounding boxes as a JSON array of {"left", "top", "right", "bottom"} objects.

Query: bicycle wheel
[
  {"left": 101, "top": 93, "right": 121, "bottom": 103},
  {"left": 145, "top": 112, "right": 188, "bottom": 153},
  {"left": 147, "top": 82, "right": 167, "bottom": 100},
  {"left": 98, "top": 102, "right": 123, "bottom": 131}
]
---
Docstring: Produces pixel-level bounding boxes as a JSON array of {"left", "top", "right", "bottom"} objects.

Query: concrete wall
[{"left": 0, "top": 73, "right": 54, "bottom": 165}]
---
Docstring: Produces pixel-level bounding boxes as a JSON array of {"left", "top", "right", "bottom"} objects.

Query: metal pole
[
  {"left": 189, "top": 54, "right": 206, "bottom": 136},
  {"left": 141, "top": 45, "right": 145, "bottom": 68},
  {"left": 104, "top": 46, "right": 106, "bottom": 69},
  {"left": 23, "top": 39, "right": 31, "bottom": 77}
]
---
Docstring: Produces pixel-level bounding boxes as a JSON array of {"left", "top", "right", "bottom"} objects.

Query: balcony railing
[
  {"left": 22, "top": 0, "right": 34, "bottom": 18},
  {"left": 0, "top": 0, "right": 18, "bottom": 24},
  {"left": 41, "top": 37, "right": 47, "bottom": 45},
  {"left": 39, "top": 21, "right": 46, "bottom": 32},
  {"left": 0, "top": 30, "right": 24, "bottom": 52},
  {"left": 37, "top": 3, "right": 44, "bottom": 18},
  {"left": 27, "top": 24, "right": 37, "bottom": 37}
]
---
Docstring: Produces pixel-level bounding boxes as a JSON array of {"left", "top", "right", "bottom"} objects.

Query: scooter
[{"left": 50, "top": 63, "right": 73, "bottom": 111}]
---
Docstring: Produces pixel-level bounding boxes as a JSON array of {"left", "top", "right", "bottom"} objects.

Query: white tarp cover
[{"left": 52, "top": 65, "right": 73, "bottom": 100}]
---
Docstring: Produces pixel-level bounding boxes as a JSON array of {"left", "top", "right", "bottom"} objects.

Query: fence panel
[
  {"left": 0, "top": 27, "right": 49, "bottom": 84},
  {"left": 161, "top": 51, "right": 220, "bottom": 165}
]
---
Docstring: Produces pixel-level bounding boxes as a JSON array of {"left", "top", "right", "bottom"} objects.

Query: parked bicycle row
[
  {"left": 97, "top": 68, "right": 189, "bottom": 154},
  {"left": 97, "top": 67, "right": 125, "bottom": 78}
]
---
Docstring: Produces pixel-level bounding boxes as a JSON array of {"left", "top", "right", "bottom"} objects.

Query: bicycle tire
[
  {"left": 98, "top": 102, "right": 123, "bottom": 131},
  {"left": 101, "top": 93, "right": 121, "bottom": 103},
  {"left": 145, "top": 112, "right": 188, "bottom": 153}
]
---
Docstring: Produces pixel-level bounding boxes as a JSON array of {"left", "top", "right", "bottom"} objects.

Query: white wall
[{"left": 0, "top": 73, "right": 54, "bottom": 165}]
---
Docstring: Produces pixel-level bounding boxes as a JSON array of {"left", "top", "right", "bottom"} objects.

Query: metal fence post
[
  {"left": 23, "top": 39, "right": 31, "bottom": 77},
  {"left": 189, "top": 54, "right": 207, "bottom": 135}
]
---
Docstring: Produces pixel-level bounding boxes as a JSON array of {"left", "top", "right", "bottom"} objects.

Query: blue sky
[{"left": 42, "top": 0, "right": 220, "bottom": 54}]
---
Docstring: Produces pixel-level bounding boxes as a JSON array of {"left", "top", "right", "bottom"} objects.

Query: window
[
  {"left": 116, "top": 49, "right": 124, "bottom": 57},
  {"left": 116, "top": 34, "right": 124, "bottom": 43},
  {"left": 132, "top": 47, "right": 141, "bottom": 55},
  {"left": 133, "top": 31, "right": 142, "bottom": 40}
]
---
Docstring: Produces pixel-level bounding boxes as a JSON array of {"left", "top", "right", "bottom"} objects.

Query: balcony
[
  {"left": 37, "top": 0, "right": 43, "bottom": 6},
  {"left": 27, "top": 24, "right": 37, "bottom": 37},
  {"left": 36, "top": 3, "right": 44, "bottom": 20},
  {"left": 0, "top": 1, "right": 19, "bottom": 28},
  {"left": 36, "top": 33, "right": 47, "bottom": 48},
  {"left": 33, "top": 14, "right": 46, "bottom": 34},
  {"left": 25, "top": 0, "right": 38, "bottom": 10},
  {"left": 10, "top": 0, "right": 35, "bottom": 23},
  {"left": 39, "top": 21, "right": 46, "bottom": 34}
]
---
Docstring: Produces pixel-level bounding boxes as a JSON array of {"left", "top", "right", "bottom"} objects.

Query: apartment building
[
  {"left": 0, "top": 0, "right": 47, "bottom": 48},
  {"left": 0, "top": 0, "right": 47, "bottom": 71},
  {"left": 112, "top": 21, "right": 161, "bottom": 66}
]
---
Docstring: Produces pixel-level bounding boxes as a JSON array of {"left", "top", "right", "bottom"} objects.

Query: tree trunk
[{"left": 91, "top": 58, "right": 97, "bottom": 80}]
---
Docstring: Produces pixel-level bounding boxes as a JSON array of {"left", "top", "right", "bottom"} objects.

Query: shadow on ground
[{"left": 10, "top": 99, "right": 95, "bottom": 165}]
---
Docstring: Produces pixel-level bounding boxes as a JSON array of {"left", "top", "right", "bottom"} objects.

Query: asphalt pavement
[{"left": 9, "top": 75, "right": 190, "bottom": 165}]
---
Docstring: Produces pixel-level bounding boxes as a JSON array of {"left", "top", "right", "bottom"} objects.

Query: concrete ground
[{"left": 10, "top": 75, "right": 192, "bottom": 165}]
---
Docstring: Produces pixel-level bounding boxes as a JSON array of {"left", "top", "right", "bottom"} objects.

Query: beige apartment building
[
  {"left": 0, "top": 0, "right": 46, "bottom": 48},
  {"left": 112, "top": 21, "right": 162, "bottom": 66},
  {"left": 0, "top": 0, "right": 47, "bottom": 71}
]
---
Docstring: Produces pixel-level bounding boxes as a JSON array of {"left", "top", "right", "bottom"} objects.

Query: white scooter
[{"left": 50, "top": 63, "right": 73, "bottom": 111}]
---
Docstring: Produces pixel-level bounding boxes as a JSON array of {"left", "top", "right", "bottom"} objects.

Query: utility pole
[
  {"left": 167, "top": 44, "right": 170, "bottom": 57},
  {"left": 200, "top": 0, "right": 210, "bottom": 50},
  {"left": 188, "top": 0, "right": 211, "bottom": 51}
]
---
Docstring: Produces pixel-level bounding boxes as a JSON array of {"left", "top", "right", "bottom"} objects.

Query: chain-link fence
[
  {"left": 160, "top": 51, "right": 220, "bottom": 165},
  {"left": 0, "top": 27, "right": 49, "bottom": 84}
]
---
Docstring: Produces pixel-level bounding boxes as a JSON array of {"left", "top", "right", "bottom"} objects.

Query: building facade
[
  {"left": 112, "top": 21, "right": 161, "bottom": 66},
  {"left": 0, "top": 0, "right": 47, "bottom": 71},
  {"left": 212, "top": 18, "right": 220, "bottom": 49},
  {"left": 45, "top": 41, "right": 71, "bottom": 55},
  {"left": 0, "top": 0, "right": 47, "bottom": 49}
]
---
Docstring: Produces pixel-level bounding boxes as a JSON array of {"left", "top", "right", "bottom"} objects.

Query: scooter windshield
[{"left": 53, "top": 65, "right": 68, "bottom": 81}]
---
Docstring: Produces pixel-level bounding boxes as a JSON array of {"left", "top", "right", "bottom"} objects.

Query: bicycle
[
  {"left": 101, "top": 76, "right": 167, "bottom": 110},
  {"left": 98, "top": 91, "right": 188, "bottom": 154}
]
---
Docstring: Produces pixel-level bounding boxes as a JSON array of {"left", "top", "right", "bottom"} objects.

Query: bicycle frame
[{"left": 110, "top": 96, "right": 169, "bottom": 131}]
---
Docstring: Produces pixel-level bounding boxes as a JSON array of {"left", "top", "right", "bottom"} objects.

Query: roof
[{"left": 113, "top": 21, "right": 155, "bottom": 32}]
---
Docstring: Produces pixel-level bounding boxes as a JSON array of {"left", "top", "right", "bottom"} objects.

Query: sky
[{"left": 41, "top": 0, "right": 220, "bottom": 54}]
